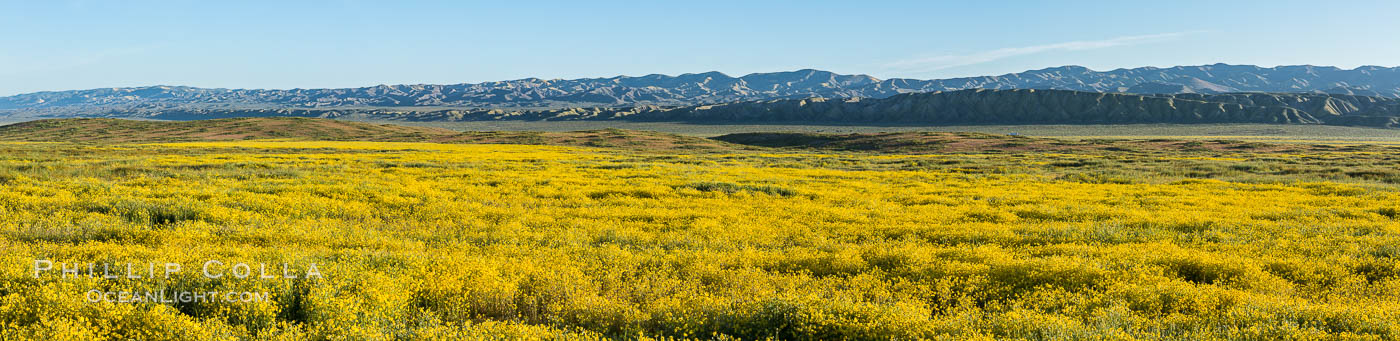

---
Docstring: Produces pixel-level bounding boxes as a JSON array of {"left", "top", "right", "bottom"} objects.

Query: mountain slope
[{"left": 4, "top": 64, "right": 1399, "bottom": 112}]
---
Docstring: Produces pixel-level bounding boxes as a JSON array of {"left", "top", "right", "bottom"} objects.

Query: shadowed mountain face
[
  {"left": 3, "top": 64, "right": 1399, "bottom": 111},
  {"left": 613, "top": 90, "right": 1400, "bottom": 126}
]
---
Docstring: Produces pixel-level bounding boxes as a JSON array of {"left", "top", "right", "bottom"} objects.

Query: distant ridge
[{"left": 3, "top": 64, "right": 1399, "bottom": 112}]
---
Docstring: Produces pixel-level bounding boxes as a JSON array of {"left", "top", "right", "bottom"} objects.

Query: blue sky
[{"left": 2, "top": 0, "right": 1398, "bottom": 96}]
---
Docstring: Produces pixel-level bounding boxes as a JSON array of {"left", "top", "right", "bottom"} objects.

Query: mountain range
[
  {"left": 3, "top": 64, "right": 1399, "bottom": 112},
  {"left": 46, "top": 89, "right": 1400, "bottom": 128}
]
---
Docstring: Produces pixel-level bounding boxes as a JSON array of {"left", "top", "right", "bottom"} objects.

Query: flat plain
[
  {"left": 358, "top": 120, "right": 1400, "bottom": 141},
  {"left": 1, "top": 118, "right": 1399, "bottom": 339},
  {"left": 8, "top": 116, "right": 1400, "bottom": 141}
]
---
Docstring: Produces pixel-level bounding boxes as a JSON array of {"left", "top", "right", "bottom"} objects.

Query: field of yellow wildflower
[{"left": 2, "top": 137, "right": 1400, "bottom": 340}]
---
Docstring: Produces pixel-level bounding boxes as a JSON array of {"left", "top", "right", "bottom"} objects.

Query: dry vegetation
[{"left": 0, "top": 118, "right": 736, "bottom": 152}]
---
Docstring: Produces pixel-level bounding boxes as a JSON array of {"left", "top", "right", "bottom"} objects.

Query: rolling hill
[
  {"left": 0, "top": 117, "right": 735, "bottom": 150},
  {"left": 0, "top": 117, "right": 460, "bottom": 143}
]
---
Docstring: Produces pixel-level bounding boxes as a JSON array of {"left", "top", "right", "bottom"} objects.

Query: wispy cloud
[{"left": 884, "top": 32, "right": 1200, "bottom": 73}]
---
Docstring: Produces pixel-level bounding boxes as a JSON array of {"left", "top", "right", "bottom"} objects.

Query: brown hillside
[
  {"left": 0, "top": 117, "right": 459, "bottom": 143},
  {"left": 0, "top": 118, "right": 737, "bottom": 151}
]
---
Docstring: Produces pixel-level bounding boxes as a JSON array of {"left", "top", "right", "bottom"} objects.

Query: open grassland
[
  {"left": 7, "top": 117, "right": 1400, "bottom": 141},
  {"left": 357, "top": 119, "right": 1400, "bottom": 141},
  {"left": 0, "top": 118, "right": 738, "bottom": 151},
  {"left": 2, "top": 134, "right": 1400, "bottom": 339},
  {"left": 10, "top": 118, "right": 1400, "bottom": 155}
]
